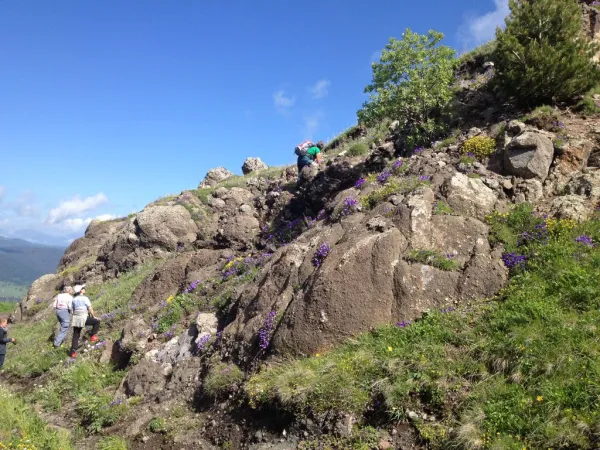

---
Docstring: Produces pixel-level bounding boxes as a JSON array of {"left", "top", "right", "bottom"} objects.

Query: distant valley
[{"left": 0, "top": 236, "right": 65, "bottom": 302}]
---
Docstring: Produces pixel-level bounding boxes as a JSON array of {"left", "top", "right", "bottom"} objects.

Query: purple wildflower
[
  {"left": 502, "top": 252, "right": 527, "bottom": 270},
  {"left": 355, "top": 178, "right": 367, "bottom": 189},
  {"left": 258, "top": 310, "right": 278, "bottom": 351},
  {"left": 110, "top": 398, "right": 124, "bottom": 407},
  {"left": 340, "top": 197, "right": 358, "bottom": 217},
  {"left": 413, "top": 147, "right": 424, "bottom": 155},
  {"left": 377, "top": 170, "right": 392, "bottom": 185},
  {"left": 196, "top": 334, "right": 212, "bottom": 352},
  {"left": 393, "top": 159, "right": 404, "bottom": 170},
  {"left": 575, "top": 235, "right": 594, "bottom": 247},
  {"left": 35, "top": 298, "right": 43, "bottom": 304},
  {"left": 446, "top": 253, "right": 456, "bottom": 259},
  {"left": 418, "top": 175, "right": 431, "bottom": 182},
  {"left": 184, "top": 279, "right": 201, "bottom": 294},
  {"left": 159, "top": 300, "right": 167, "bottom": 309},
  {"left": 312, "top": 243, "right": 332, "bottom": 268},
  {"left": 396, "top": 320, "right": 412, "bottom": 328}
]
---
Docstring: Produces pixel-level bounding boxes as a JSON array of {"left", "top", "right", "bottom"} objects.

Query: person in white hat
[
  {"left": 69, "top": 284, "right": 100, "bottom": 358},
  {"left": 52, "top": 286, "right": 74, "bottom": 348}
]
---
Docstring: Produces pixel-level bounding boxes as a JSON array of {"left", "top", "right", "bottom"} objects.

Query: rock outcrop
[
  {"left": 242, "top": 157, "right": 268, "bottom": 174},
  {"left": 198, "top": 167, "right": 233, "bottom": 188}
]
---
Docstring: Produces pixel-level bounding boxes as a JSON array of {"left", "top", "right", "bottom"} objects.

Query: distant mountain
[
  {"left": 5, "top": 229, "right": 78, "bottom": 247},
  {"left": 0, "top": 236, "right": 65, "bottom": 287}
]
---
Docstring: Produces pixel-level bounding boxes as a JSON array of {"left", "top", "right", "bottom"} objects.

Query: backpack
[{"left": 294, "top": 140, "right": 314, "bottom": 157}]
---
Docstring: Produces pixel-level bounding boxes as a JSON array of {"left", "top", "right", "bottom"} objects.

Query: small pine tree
[{"left": 494, "top": 0, "right": 600, "bottom": 106}]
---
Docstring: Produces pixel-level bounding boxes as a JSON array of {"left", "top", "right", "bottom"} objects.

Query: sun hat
[{"left": 73, "top": 284, "right": 86, "bottom": 294}]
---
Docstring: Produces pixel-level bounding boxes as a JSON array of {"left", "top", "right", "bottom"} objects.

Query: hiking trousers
[
  {"left": 70, "top": 316, "right": 100, "bottom": 353},
  {"left": 0, "top": 353, "right": 5, "bottom": 370},
  {"left": 54, "top": 309, "right": 71, "bottom": 347}
]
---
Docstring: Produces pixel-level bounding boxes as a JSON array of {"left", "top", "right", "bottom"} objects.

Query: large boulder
[
  {"left": 226, "top": 209, "right": 508, "bottom": 357},
  {"left": 123, "top": 359, "right": 167, "bottom": 398},
  {"left": 242, "top": 157, "right": 268, "bottom": 175},
  {"left": 503, "top": 131, "right": 554, "bottom": 180},
  {"left": 550, "top": 195, "right": 590, "bottom": 221},
  {"left": 135, "top": 205, "right": 199, "bottom": 251},
  {"left": 16, "top": 273, "right": 61, "bottom": 320},
  {"left": 442, "top": 172, "right": 499, "bottom": 220},
  {"left": 198, "top": 167, "right": 233, "bottom": 188}
]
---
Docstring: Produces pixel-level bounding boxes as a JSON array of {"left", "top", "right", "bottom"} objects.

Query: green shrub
[
  {"left": 576, "top": 91, "right": 600, "bottom": 116},
  {"left": 433, "top": 201, "right": 453, "bottom": 216},
  {"left": 406, "top": 249, "right": 459, "bottom": 271},
  {"left": 204, "top": 362, "right": 244, "bottom": 397},
  {"left": 461, "top": 136, "right": 496, "bottom": 160},
  {"left": 494, "top": 0, "right": 600, "bottom": 106},
  {"left": 77, "top": 394, "right": 127, "bottom": 433},
  {"left": 347, "top": 142, "right": 369, "bottom": 157},
  {"left": 96, "top": 436, "right": 129, "bottom": 450},
  {"left": 358, "top": 29, "right": 456, "bottom": 150},
  {"left": 361, "top": 177, "right": 426, "bottom": 210},
  {"left": 148, "top": 417, "right": 168, "bottom": 434}
]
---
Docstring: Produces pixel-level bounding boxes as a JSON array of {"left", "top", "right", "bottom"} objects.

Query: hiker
[
  {"left": 69, "top": 284, "right": 100, "bottom": 358},
  {"left": 295, "top": 140, "right": 324, "bottom": 183},
  {"left": 0, "top": 317, "right": 16, "bottom": 371},
  {"left": 53, "top": 286, "right": 73, "bottom": 348}
]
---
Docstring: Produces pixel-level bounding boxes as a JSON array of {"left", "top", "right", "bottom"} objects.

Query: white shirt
[{"left": 53, "top": 293, "right": 73, "bottom": 311}]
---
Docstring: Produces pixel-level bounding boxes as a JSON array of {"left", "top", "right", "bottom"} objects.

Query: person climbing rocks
[
  {"left": 295, "top": 140, "right": 324, "bottom": 184},
  {"left": 0, "top": 317, "right": 16, "bottom": 371},
  {"left": 53, "top": 286, "right": 73, "bottom": 348},
  {"left": 69, "top": 284, "right": 100, "bottom": 358}
]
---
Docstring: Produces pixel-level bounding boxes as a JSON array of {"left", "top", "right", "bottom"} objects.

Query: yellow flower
[
  {"left": 315, "top": 353, "right": 321, "bottom": 357},
  {"left": 536, "top": 395, "right": 543, "bottom": 402},
  {"left": 387, "top": 346, "right": 393, "bottom": 352},
  {"left": 166, "top": 295, "right": 175, "bottom": 303}
]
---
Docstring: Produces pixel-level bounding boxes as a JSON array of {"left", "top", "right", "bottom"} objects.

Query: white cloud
[
  {"left": 13, "top": 191, "right": 39, "bottom": 218},
  {"left": 458, "top": 0, "right": 509, "bottom": 51},
  {"left": 309, "top": 79, "right": 331, "bottom": 99},
  {"left": 0, "top": 185, "right": 5, "bottom": 203},
  {"left": 303, "top": 111, "right": 324, "bottom": 140},
  {"left": 54, "top": 214, "right": 116, "bottom": 232},
  {"left": 370, "top": 50, "right": 382, "bottom": 63},
  {"left": 46, "top": 193, "right": 109, "bottom": 224},
  {"left": 273, "top": 90, "right": 296, "bottom": 114}
]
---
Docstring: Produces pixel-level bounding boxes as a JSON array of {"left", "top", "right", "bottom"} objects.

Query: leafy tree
[
  {"left": 494, "top": 0, "right": 600, "bottom": 106},
  {"left": 357, "top": 29, "right": 456, "bottom": 151}
]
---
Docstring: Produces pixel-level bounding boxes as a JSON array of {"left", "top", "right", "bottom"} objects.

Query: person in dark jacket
[{"left": 0, "top": 317, "right": 16, "bottom": 371}]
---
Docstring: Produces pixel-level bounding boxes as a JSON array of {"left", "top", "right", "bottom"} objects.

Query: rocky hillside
[{"left": 3, "top": 4, "right": 600, "bottom": 449}]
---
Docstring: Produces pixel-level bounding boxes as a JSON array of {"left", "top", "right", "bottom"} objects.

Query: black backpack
[{"left": 294, "top": 141, "right": 314, "bottom": 157}]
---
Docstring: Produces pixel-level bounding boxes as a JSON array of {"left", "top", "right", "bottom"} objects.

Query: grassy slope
[
  {"left": 0, "top": 386, "right": 73, "bottom": 450},
  {"left": 247, "top": 204, "right": 600, "bottom": 449}
]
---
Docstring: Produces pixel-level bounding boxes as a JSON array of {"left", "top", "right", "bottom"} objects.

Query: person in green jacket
[{"left": 297, "top": 141, "right": 324, "bottom": 183}]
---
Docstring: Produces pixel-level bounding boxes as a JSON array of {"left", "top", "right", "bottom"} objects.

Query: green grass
[
  {"left": 433, "top": 200, "right": 454, "bottom": 216},
  {"left": 0, "top": 281, "right": 27, "bottom": 302},
  {"left": 347, "top": 142, "right": 369, "bottom": 157},
  {"left": 85, "top": 262, "right": 159, "bottom": 326},
  {"left": 96, "top": 435, "right": 129, "bottom": 450},
  {"left": 0, "top": 385, "right": 73, "bottom": 450},
  {"left": 247, "top": 204, "right": 600, "bottom": 449},
  {"left": 457, "top": 39, "right": 496, "bottom": 66},
  {"left": 204, "top": 362, "right": 244, "bottom": 397},
  {"left": 361, "top": 176, "right": 426, "bottom": 210},
  {"left": 406, "top": 249, "right": 459, "bottom": 271},
  {"left": 0, "top": 301, "right": 16, "bottom": 313},
  {"left": 58, "top": 257, "right": 97, "bottom": 277}
]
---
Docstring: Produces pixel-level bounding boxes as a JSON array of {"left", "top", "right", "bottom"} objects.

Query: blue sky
[{"left": 0, "top": 0, "right": 509, "bottom": 245}]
